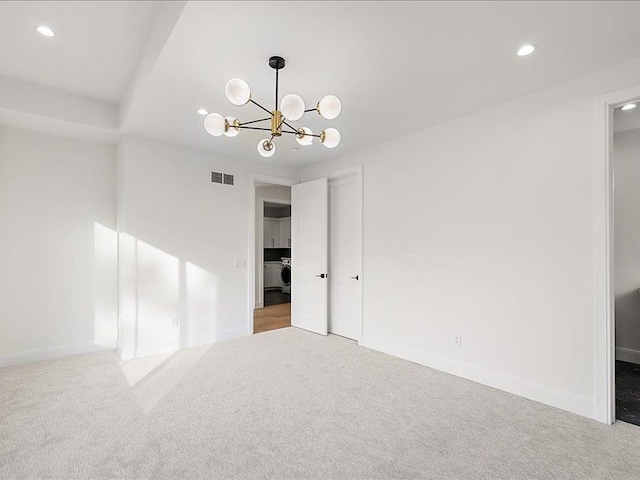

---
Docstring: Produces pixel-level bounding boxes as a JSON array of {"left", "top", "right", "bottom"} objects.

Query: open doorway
[
  {"left": 253, "top": 182, "right": 292, "bottom": 334},
  {"left": 247, "top": 169, "right": 362, "bottom": 341},
  {"left": 613, "top": 98, "right": 640, "bottom": 426}
]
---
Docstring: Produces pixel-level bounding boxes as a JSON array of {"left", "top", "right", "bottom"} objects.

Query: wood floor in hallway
[{"left": 254, "top": 303, "right": 291, "bottom": 333}]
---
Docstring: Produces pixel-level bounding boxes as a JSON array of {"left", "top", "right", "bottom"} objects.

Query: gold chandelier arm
[
  {"left": 239, "top": 126, "right": 273, "bottom": 132},
  {"left": 238, "top": 117, "right": 271, "bottom": 126},
  {"left": 280, "top": 129, "right": 322, "bottom": 138},
  {"left": 281, "top": 119, "right": 298, "bottom": 132},
  {"left": 249, "top": 99, "right": 273, "bottom": 116}
]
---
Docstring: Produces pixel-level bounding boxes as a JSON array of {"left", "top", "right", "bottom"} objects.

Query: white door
[
  {"left": 292, "top": 178, "right": 328, "bottom": 335},
  {"left": 328, "top": 173, "right": 362, "bottom": 340}
]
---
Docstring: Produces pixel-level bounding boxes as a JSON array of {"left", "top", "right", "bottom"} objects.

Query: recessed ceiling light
[
  {"left": 621, "top": 103, "right": 637, "bottom": 111},
  {"left": 517, "top": 44, "right": 536, "bottom": 57},
  {"left": 36, "top": 25, "right": 55, "bottom": 37},
  {"left": 197, "top": 108, "right": 208, "bottom": 115}
]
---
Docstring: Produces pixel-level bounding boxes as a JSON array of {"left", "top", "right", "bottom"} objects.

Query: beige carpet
[{"left": 2, "top": 327, "right": 640, "bottom": 479}]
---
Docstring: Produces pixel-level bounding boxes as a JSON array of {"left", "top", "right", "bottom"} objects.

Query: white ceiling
[
  {"left": 2, "top": 1, "right": 640, "bottom": 167},
  {"left": 0, "top": 1, "right": 159, "bottom": 102},
  {"left": 121, "top": 1, "right": 640, "bottom": 167},
  {"left": 614, "top": 102, "right": 640, "bottom": 133}
]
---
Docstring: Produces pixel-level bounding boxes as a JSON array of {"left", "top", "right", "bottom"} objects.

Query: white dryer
[{"left": 280, "top": 258, "right": 291, "bottom": 294}]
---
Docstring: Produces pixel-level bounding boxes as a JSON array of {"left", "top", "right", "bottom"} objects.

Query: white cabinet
[
  {"left": 263, "top": 219, "right": 272, "bottom": 248},
  {"left": 264, "top": 218, "right": 278, "bottom": 248},
  {"left": 264, "top": 263, "right": 281, "bottom": 288},
  {"left": 264, "top": 217, "right": 291, "bottom": 248},
  {"left": 279, "top": 218, "right": 291, "bottom": 248}
]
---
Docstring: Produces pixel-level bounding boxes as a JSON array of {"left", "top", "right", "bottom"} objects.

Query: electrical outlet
[
  {"left": 171, "top": 316, "right": 179, "bottom": 327},
  {"left": 454, "top": 332, "right": 462, "bottom": 347}
]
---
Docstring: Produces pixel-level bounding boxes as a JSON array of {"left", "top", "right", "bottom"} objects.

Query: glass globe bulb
[
  {"left": 257, "top": 138, "right": 276, "bottom": 157},
  {"left": 296, "top": 127, "right": 313, "bottom": 146},
  {"left": 280, "top": 94, "right": 305, "bottom": 121},
  {"left": 318, "top": 95, "right": 341, "bottom": 120},
  {"left": 204, "top": 113, "right": 226, "bottom": 137},
  {"left": 224, "top": 117, "right": 240, "bottom": 137},
  {"left": 225, "top": 78, "right": 251, "bottom": 106},
  {"left": 321, "top": 128, "right": 341, "bottom": 148}
]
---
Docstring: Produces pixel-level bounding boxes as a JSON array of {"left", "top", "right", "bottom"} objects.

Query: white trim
[
  {"left": 118, "top": 326, "right": 247, "bottom": 361},
  {"left": 616, "top": 347, "right": 640, "bottom": 364},
  {"left": 261, "top": 197, "right": 292, "bottom": 205},
  {"left": 252, "top": 174, "right": 297, "bottom": 188},
  {"left": 248, "top": 173, "right": 297, "bottom": 337},
  {"left": 363, "top": 336, "right": 596, "bottom": 419},
  {"left": 0, "top": 340, "right": 117, "bottom": 368},
  {"left": 181, "top": 326, "right": 246, "bottom": 348},
  {"left": 116, "top": 341, "right": 131, "bottom": 361},
  {"left": 594, "top": 83, "right": 640, "bottom": 425}
]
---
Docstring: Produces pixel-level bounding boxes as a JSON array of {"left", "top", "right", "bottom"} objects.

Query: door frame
[
  {"left": 325, "top": 165, "right": 364, "bottom": 344},
  {"left": 594, "top": 83, "right": 640, "bottom": 424},
  {"left": 247, "top": 174, "right": 297, "bottom": 336}
]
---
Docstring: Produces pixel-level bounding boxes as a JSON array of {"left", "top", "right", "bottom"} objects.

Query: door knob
[
  {"left": 316, "top": 273, "right": 327, "bottom": 279},
  {"left": 351, "top": 275, "right": 359, "bottom": 280}
]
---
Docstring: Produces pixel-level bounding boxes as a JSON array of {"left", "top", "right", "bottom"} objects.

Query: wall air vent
[
  {"left": 211, "top": 172, "right": 223, "bottom": 184},
  {"left": 211, "top": 171, "right": 235, "bottom": 186}
]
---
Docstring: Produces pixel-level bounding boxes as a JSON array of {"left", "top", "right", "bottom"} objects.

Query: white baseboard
[
  {"left": 616, "top": 346, "right": 640, "bottom": 364},
  {"left": 0, "top": 339, "right": 117, "bottom": 368},
  {"left": 117, "top": 326, "right": 247, "bottom": 360},
  {"left": 181, "top": 326, "right": 246, "bottom": 348},
  {"left": 116, "top": 341, "right": 133, "bottom": 361},
  {"left": 255, "top": 302, "right": 263, "bottom": 309},
  {"left": 362, "top": 336, "right": 596, "bottom": 420}
]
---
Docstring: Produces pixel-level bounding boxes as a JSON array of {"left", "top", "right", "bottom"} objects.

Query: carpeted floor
[{"left": 2, "top": 328, "right": 640, "bottom": 479}]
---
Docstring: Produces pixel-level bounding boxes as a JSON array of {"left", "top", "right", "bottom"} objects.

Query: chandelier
[{"left": 203, "top": 56, "right": 341, "bottom": 157}]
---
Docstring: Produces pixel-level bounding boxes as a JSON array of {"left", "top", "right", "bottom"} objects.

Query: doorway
[
  {"left": 612, "top": 97, "right": 640, "bottom": 426},
  {"left": 247, "top": 169, "right": 363, "bottom": 342},
  {"left": 593, "top": 84, "right": 640, "bottom": 425},
  {"left": 252, "top": 181, "right": 293, "bottom": 334}
]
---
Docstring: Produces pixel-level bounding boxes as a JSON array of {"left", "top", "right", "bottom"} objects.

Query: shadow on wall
[
  {"left": 616, "top": 289, "right": 640, "bottom": 351},
  {"left": 117, "top": 228, "right": 225, "bottom": 361}
]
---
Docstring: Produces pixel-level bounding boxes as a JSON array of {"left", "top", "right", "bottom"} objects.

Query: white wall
[
  {"left": 254, "top": 185, "right": 291, "bottom": 307},
  {"left": 301, "top": 58, "right": 640, "bottom": 419},
  {"left": 0, "top": 126, "right": 117, "bottom": 365},
  {"left": 614, "top": 129, "right": 640, "bottom": 362},
  {"left": 117, "top": 136, "right": 297, "bottom": 359}
]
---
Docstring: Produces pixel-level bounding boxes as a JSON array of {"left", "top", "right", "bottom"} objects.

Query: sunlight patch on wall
[
  {"left": 136, "top": 239, "right": 180, "bottom": 357},
  {"left": 94, "top": 222, "right": 117, "bottom": 347}
]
